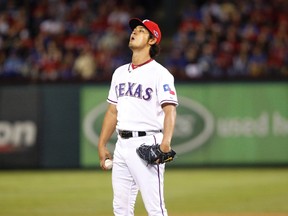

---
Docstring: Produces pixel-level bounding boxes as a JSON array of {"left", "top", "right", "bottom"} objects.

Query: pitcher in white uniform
[{"left": 98, "top": 18, "right": 178, "bottom": 216}]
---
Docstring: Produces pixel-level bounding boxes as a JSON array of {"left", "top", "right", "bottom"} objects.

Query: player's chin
[{"left": 128, "top": 41, "right": 136, "bottom": 48}]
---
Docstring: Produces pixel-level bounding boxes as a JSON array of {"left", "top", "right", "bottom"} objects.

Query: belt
[{"left": 118, "top": 130, "right": 162, "bottom": 139}]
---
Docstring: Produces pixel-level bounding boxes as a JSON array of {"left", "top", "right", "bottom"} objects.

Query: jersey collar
[{"left": 131, "top": 58, "right": 153, "bottom": 70}]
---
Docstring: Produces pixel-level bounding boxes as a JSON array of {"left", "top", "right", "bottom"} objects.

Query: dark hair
[{"left": 149, "top": 33, "right": 160, "bottom": 58}]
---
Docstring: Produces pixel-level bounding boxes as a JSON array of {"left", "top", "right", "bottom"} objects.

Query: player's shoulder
[
  {"left": 112, "top": 63, "right": 129, "bottom": 76},
  {"left": 115, "top": 63, "right": 129, "bottom": 72},
  {"left": 151, "top": 60, "right": 174, "bottom": 78}
]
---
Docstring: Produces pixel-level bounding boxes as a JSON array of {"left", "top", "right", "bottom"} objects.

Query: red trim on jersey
[{"left": 131, "top": 59, "right": 153, "bottom": 69}]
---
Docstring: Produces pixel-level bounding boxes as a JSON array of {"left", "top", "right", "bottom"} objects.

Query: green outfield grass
[{"left": 0, "top": 168, "right": 288, "bottom": 216}]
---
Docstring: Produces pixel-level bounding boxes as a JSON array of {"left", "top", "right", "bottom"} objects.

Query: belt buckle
[{"left": 119, "top": 130, "right": 131, "bottom": 139}]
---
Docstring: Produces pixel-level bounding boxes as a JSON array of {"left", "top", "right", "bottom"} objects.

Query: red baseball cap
[{"left": 129, "top": 18, "right": 162, "bottom": 44}]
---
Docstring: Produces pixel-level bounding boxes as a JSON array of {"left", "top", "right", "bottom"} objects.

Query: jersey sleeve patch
[{"left": 163, "top": 84, "right": 175, "bottom": 95}]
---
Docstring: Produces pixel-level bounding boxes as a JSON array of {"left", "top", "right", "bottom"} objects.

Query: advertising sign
[
  {"left": 81, "top": 83, "right": 288, "bottom": 167},
  {"left": 0, "top": 87, "right": 39, "bottom": 168}
]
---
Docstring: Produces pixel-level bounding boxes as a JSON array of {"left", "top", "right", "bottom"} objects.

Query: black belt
[{"left": 118, "top": 130, "right": 161, "bottom": 139}]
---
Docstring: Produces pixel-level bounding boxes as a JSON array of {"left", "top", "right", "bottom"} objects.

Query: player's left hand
[
  {"left": 159, "top": 144, "right": 171, "bottom": 153},
  {"left": 136, "top": 144, "right": 176, "bottom": 165}
]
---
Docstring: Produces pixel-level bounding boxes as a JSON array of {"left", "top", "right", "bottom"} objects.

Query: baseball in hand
[{"left": 104, "top": 159, "right": 113, "bottom": 169}]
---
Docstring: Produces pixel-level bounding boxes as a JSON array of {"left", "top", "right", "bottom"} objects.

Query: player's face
[{"left": 129, "top": 25, "right": 151, "bottom": 49}]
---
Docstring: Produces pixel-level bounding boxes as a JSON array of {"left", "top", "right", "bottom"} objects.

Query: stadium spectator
[
  {"left": 73, "top": 45, "right": 97, "bottom": 80},
  {"left": 2, "top": 49, "right": 27, "bottom": 77}
]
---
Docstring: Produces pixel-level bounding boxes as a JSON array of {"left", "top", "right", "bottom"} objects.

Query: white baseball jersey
[{"left": 107, "top": 59, "right": 178, "bottom": 131}]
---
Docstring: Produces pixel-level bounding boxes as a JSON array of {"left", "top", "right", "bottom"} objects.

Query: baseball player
[{"left": 98, "top": 18, "right": 178, "bottom": 216}]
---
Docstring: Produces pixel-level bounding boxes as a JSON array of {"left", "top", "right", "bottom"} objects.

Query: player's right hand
[{"left": 98, "top": 146, "right": 112, "bottom": 170}]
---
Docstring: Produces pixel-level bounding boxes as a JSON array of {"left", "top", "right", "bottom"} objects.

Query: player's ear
[{"left": 148, "top": 37, "right": 157, "bottom": 46}]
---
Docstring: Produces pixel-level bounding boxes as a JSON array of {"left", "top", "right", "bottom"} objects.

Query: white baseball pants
[{"left": 112, "top": 132, "right": 168, "bottom": 216}]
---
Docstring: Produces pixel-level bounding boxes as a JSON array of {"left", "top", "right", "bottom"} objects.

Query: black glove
[{"left": 136, "top": 144, "right": 176, "bottom": 165}]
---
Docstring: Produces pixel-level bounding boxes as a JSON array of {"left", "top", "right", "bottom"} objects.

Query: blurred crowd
[
  {"left": 166, "top": 0, "right": 288, "bottom": 80},
  {"left": 0, "top": 0, "right": 152, "bottom": 82},
  {"left": 0, "top": 0, "right": 287, "bottom": 83}
]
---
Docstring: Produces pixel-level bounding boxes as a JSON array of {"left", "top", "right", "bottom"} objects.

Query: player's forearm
[
  {"left": 98, "top": 104, "right": 117, "bottom": 147},
  {"left": 98, "top": 110, "right": 117, "bottom": 147},
  {"left": 161, "top": 104, "right": 177, "bottom": 152}
]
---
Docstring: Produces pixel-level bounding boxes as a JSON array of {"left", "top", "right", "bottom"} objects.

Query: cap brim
[{"left": 129, "top": 18, "right": 145, "bottom": 31}]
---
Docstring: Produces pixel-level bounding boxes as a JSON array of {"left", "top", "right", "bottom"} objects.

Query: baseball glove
[{"left": 136, "top": 144, "right": 176, "bottom": 165}]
